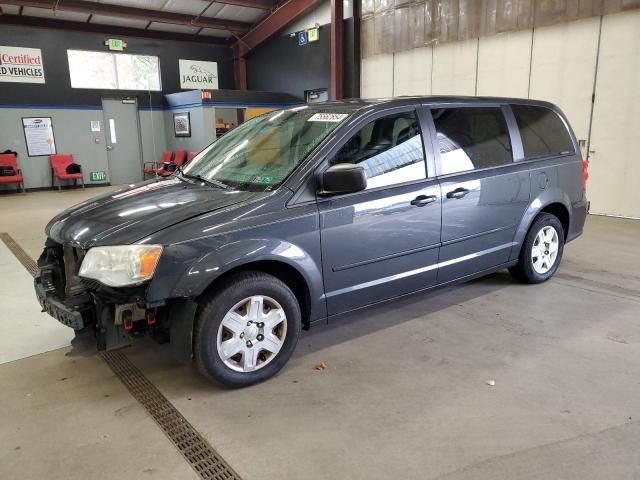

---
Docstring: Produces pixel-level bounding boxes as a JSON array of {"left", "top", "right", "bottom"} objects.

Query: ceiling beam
[
  {"left": 1, "top": 0, "right": 253, "bottom": 32},
  {"left": 237, "top": 0, "right": 320, "bottom": 56},
  {"left": 0, "top": 14, "right": 230, "bottom": 45},
  {"left": 212, "top": 0, "right": 276, "bottom": 10}
]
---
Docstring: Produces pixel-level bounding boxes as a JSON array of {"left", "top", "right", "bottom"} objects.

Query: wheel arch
[
  {"left": 539, "top": 202, "right": 570, "bottom": 242},
  {"left": 196, "top": 259, "right": 313, "bottom": 329},
  {"left": 510, "top": 191, "right": 572, "bottom": 262}
]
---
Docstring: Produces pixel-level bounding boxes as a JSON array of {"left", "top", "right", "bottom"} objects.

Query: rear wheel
[
  {"left": 194, "top": 272, "right": 301, "bottom": 388},
  {"left": 509, "top": 213, "right": 565, "bottom": 284}
]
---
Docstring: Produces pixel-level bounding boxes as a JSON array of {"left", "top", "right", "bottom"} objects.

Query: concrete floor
[{"left": 1, "top": 188, "right": 639, "bottom": 479}]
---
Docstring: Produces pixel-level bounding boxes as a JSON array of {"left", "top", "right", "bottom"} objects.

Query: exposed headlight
[{"left": 79, "top": 245, "right": 163, "bottom": 287}]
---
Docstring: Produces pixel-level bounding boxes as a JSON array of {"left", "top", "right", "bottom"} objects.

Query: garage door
[{"left": 588, "top": 10, "right": 640, "bottom": 218}]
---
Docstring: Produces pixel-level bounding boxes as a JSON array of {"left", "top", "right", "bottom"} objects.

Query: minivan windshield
[{"left": 181, "top": 106, "right": 352, "bottom": 191}]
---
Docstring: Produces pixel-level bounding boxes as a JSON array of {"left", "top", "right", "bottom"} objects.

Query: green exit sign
[
  {"left": 90, "top": 171, "right": 108, "bottom": 182},
  {"left": 105, "top": 38, "right": 126, "bottom": 51}
]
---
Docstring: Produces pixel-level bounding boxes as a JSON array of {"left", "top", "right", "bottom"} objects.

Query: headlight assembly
[{"left": 79, "top": 245, "right": 163, "bottom": 287}]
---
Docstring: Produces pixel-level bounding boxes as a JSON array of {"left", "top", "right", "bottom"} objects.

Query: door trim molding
[
  {"left": 324, "top": 241, "right": 516, "bottom": 299},
  {"left": 333, "top": 242, "right": 440, "bottom": 272}
]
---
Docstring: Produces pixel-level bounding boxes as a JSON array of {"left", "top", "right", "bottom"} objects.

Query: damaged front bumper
[
  {"left": 34, "top": 239, "right": 198, "bottom": 361},
  {"left": 34, "top": 278, "right": 90, "bottom": 330}
]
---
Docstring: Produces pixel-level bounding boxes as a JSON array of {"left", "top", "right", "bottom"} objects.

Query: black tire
[
  {"left": 194, "top": 271, "right": 301, "bottom": 388},
  {"left": 509, "top": 213, "right": 565, "bottom": 284}
]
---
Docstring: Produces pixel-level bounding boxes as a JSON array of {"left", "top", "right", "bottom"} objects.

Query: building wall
[
  {"left": 361, "top": 9, "right": 640, "bottom": 218},
  {"left": 246, "top": 0, "right": 359, "bottom": 99},
  {"left": 0, "top": 24, "right": 233, "bottom": 191},
  {"left": 361, "top": 0, "right": 640, "bottom": 57},
  {"left": 163, "top": 106, "right": 216, "bottom": 154}
]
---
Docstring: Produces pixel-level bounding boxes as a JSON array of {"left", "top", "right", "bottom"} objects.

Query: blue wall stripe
[
  {"left": 0, "top": 103, "right": 103, "bottom": 110},
  {"left": 1, "top": 101, "right": 305, "bottom": 112}
]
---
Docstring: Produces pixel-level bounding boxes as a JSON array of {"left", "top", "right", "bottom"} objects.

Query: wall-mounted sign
[
  {"left": 22, "top": 117, "right": 56, "bottom": 157},
  {"left": 179, "top": 59, "right": 218, "bottom": 90},
  {"left": 104, "top": 38, "right": 126, "bottom": 51},
  {"left": 90, "top": 120, "right": 101, "bottom": 132},
  {"left": 297, "top": 31, "right": 308, "bottom": 46},
  {"left": 307, "top": 27, "right": 319, "bottom": 43},
  {"left": 90, "top": 171, "right": 108, "bottom": 182},
  {"left": 0, "top": 46, "right": 45, "bottom": 84}
]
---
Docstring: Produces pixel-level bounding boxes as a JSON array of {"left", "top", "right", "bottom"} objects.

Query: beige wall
[{"left": 360, "top": 9, "right": 640, "bottom": 218}]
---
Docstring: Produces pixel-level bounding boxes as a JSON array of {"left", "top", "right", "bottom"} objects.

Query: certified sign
[
  {"left": 0, "top": 46, "right": 45, "bottom": 84},
  {"left": 179, "top": 59, "right": 218, "bottom": 90}
]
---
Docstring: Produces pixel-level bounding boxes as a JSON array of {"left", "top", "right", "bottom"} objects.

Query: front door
[
  {"left": 318, "top": 108, "right": 442, "bottom": 315},
  {"left": 102, "top": 98, "right": 143, "bottom": 185},
  {"left": 429, "top": 105, "right": 531, "bottom": 283}
]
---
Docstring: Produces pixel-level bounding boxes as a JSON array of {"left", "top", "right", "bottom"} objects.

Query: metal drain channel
[
  {"left": 101, "top": 350, "right": 241, "bottom": 480},
  {"left": 0, "top": 232, "right": 38, "bottom": 276},
  {"left": 1, "top": 232, "right": 241, "bottom": 480}
]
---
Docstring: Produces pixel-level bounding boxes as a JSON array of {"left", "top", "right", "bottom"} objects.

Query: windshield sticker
[
  {"left": 307, "top": 113, "right": 348, "bottom": 123},
  {"left": 253, "top": 176, "right": 274, "bottom": 184}
]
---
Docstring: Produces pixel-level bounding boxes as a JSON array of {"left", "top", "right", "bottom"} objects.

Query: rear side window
[
  {"left": 432, "top": 107, "right": 512, "bottom": 175},
  {"left": 512, "top": 105, "right": 575, "bottom": 158}
]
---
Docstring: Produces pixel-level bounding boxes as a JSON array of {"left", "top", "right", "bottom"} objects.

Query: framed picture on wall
[{"left": 173, "top": 112, "right": 191, "bottom": 137}]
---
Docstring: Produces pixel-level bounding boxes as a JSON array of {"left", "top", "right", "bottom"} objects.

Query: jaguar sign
[{"left": 179, "top": 59, "right": 218, "bottom": 90}]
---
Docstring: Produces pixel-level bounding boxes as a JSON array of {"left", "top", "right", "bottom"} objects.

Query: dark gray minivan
[{"left": 35, "top": 97, "right": 589, "bottom": 387}]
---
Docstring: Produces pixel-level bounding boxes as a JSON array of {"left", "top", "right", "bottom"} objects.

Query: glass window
[
  {"left": 332, "top": 111, "right": 426, "bottom": 189},
  {"left": 182, "top": 107, "right": 351, "bottom": 191},
  {"left": 67, "top": 50, "right": 161, "bottom": 91},
  {"left": 512, "top": 105, "right": 575, "bottom": 158},
  {"left": 432, "top": 107, "right": 513, "bottom": 175}
]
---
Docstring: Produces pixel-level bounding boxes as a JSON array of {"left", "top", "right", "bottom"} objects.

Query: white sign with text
[
  {"left": 179, "top": 59, "right": 218, "bottom": 90},
  {"left": 0, "top": 46, "right": 46, "bottom": 84}
]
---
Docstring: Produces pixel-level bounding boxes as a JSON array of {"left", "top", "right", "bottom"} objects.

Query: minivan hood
[{"left": 46, "top": 178, "right": 263, "bottom": 248}]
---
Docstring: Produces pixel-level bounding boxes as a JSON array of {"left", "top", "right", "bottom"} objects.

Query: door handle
[
  {"left": 446, "top": 187, "right": 470, "bottom": 199},
  {"left": 410, "top": 195, "right": 437, "bottom": 207},
  {"left": 106, "top": 145, "right": 113, "bottom": 151}
]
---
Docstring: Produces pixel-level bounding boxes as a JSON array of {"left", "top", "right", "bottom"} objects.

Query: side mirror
[{"left": 320, "top": 163, "right": 367, "bottom": 195}]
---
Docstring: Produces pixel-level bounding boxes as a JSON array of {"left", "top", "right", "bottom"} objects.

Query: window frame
[
  {"left": 314, "top": 104, "right": 434, "bottom": 199},
  {"left": 422, "top": 102, "right": 523, "bottom": 180},
  {"left": 67, "top": 49, "right": 162, "bottom": 92},
  {"left": 508, "top": 103, "right": 577, "bottom": 161}
]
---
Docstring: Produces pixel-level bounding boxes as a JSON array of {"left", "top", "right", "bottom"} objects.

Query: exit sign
[
  {"left": 105, "top": 38, "right": 126, "bottom": 51},
  {"left": 90, "top": 171, "right": 108, "bottom": 182},
  {"left": 308, "top": 27, "right": 319, "bottom": 42}
]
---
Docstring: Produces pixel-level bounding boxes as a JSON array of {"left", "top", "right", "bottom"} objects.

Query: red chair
[
  {"left": 187, "top": 151, "right": 199, "bottom": 162},
  {"left": 0, "top": 153, "right": 24, "bottom": 193},
  {"left": 172, "top": 149, "right": 188, "bottom": 169},
  {"left": 50, "top": 154, "right": 84, "bottom": 191},
  {"left": 144, "top": 151, "right": 173, "bottom": 177}
]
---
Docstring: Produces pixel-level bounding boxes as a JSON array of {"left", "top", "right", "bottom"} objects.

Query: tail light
[{"left": 581, "top": 159, "right": 589, "bottom": 189}]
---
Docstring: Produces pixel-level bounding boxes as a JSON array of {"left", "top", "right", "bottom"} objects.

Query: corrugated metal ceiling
[{"left": 0, "top": 0, "right": 268, "bottom": 37}]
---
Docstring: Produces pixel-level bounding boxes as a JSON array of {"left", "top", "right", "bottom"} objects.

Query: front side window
[
  {"left": 182, "top": 107, "right": 351, "bottom": 191},
  {"left": 432, "top": 107, "right": 512, "bottom": 175},
  {"left": 332, "top": 111, "right": 426, "bottom": 189},
  {"left": 512, "top": 105, "right": 575, "bottom": 158}
]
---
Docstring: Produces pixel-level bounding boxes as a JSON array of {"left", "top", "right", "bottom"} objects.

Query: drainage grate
[
  {"left": 101, "top": 350, "right": 241, "bottom": 480},
  {"left": 0, "top": 232, "right": 38, "bottom": 277},
  {"left": 2, "top": 232, "right": 241, "bottom": 480}
]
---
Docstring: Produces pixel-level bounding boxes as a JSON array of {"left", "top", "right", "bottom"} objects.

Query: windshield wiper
[{"left": 177, "top": 166, "right": 230, "bottom": 190}]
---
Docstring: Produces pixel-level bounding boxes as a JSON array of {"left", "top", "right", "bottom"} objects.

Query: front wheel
[
  {"left": 194, "top": 272, "right": 301, "bottom": 388},
  {"left": 509, "top": 213, "right": 565, "bottom": 284}
]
